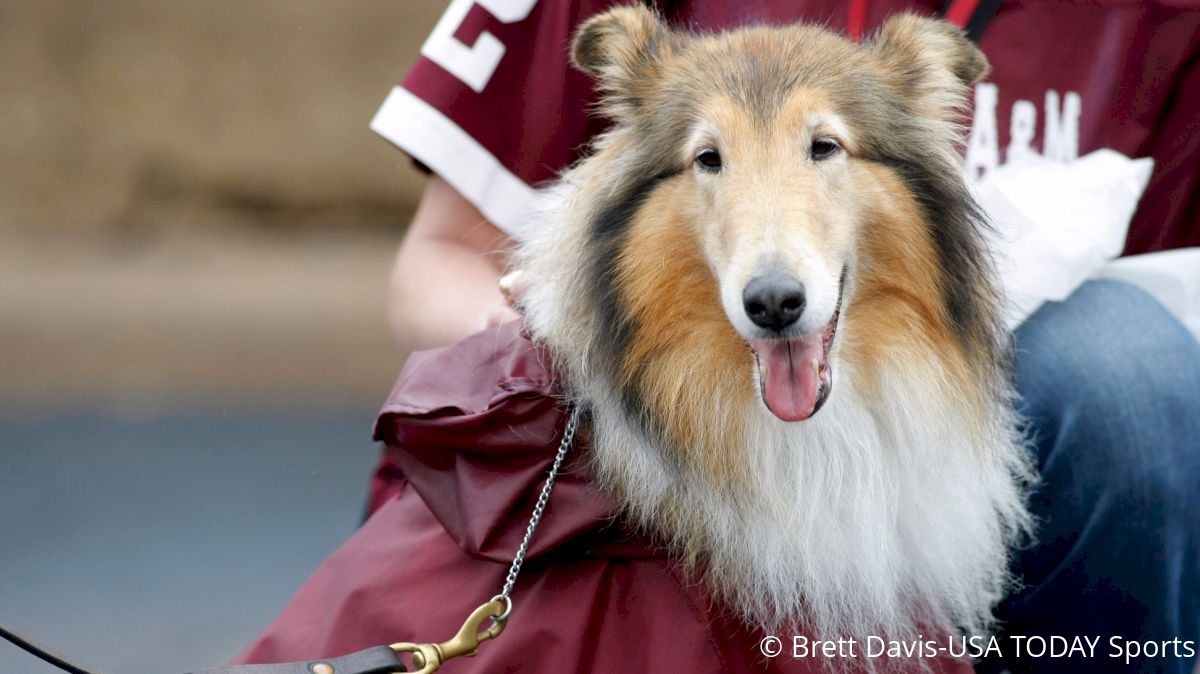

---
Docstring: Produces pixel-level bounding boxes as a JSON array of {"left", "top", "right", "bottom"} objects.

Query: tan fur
[
  {"left": 874, "top": 13, "right": 990, "bottom": 121},
  {"left": 616, "top": 180, "right": 754, "bottom": 486},
  {"left": 843, "top": 163, "right": 983, "bottom": 424}
]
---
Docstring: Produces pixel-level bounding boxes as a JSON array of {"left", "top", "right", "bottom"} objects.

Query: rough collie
[{"left": 516, "top": 5, "right": 1033, "bottom": 651}]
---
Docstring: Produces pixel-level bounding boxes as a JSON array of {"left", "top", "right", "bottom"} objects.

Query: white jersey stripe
[{"left": 371, "top": 86, "right": 538, "bottom": 241}]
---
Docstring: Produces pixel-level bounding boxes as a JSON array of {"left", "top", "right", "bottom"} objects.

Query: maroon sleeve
[{"left": 370, "top": 0, "right": 620, "bottom": 239}]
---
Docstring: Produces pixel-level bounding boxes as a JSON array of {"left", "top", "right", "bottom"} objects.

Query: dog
[{"left": 515, "top": 4, "right": 1033, "bottom": 650}]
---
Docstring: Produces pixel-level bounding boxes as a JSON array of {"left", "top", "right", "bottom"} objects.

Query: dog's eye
[
  {"left": 695, "top": 148, "right": 722, "bottom": 172},
  {"left": 811, "top": 138, "right": 840, "bottom": 161}
]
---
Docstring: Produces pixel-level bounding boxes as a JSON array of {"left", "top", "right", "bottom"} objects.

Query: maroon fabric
[
  {"left": 366, "top": 321, "right": 648, "bottom": 563},
  {"left": 400, "top": 0, "right": 1199, "bottom": 253},
  {"left": 970, "top": 1, "right": 1200, "bottom": 253},
  {"left": 235, "top": 320, "right": 974, "bottom": 672}
]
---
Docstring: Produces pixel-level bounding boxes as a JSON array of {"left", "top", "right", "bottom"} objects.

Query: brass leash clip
[
  {"left": 390, "top": 597, "right": 509, "bottom": 674},
  {"left": 388, "top": 405, "right": 581, "bottom": 674}
]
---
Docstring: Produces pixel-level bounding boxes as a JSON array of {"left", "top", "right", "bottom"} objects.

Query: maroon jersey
[{"left": 371, "top": 0, "right": 1200, "bottom": 253}]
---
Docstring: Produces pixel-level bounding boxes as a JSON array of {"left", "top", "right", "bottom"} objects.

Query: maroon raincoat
[{"left": 235, "top": 321, "right": 972, "bottom": 673}]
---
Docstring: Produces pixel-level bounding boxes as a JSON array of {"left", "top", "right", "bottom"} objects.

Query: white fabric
[
  {"left": 974, "top": 149, "right": 1200, "bottom": 341},
  {"left": 370, "top": 86, "right": 538, "bottom": 241}
]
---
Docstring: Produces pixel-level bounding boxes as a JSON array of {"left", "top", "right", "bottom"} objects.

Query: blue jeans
[{"left": 984, "top": 280, "right": 1200, "bottom": 673}]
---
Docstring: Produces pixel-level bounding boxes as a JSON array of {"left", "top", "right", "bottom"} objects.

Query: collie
[{"left": 516, "top": 5, "right": 1033, "bottom": 652}]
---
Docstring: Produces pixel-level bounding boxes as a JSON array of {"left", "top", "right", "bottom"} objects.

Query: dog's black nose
[{"left": 743, "top": 272, "right": 806, "bottom": 330}]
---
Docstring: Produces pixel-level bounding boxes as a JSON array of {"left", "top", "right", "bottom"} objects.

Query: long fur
[{"left": 517, "top": 7, "right": 1033, "bottom": 662}]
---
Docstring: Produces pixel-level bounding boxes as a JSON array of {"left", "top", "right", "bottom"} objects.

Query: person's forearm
[
  {"left": 387, "top": 234, "right": 506, "bottom": 353},
  {"left": 387, "top": 176, "right": 513, "bottom": 354}
]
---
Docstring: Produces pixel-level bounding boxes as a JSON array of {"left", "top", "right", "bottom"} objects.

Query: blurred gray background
[{"left": 0, "top": 2, "right": 444, "bottom": 672}]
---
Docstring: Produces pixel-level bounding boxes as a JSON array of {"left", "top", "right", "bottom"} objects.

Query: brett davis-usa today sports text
[{"left": 758, "top": 634, "right": 1197, "bottom": 664}]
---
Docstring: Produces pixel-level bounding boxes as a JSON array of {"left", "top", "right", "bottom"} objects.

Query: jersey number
[{"left": 421, "top": 0, "right": 539, "bottom": 93}]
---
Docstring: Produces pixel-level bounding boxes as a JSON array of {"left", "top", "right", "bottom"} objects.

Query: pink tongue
[{"left": 749, "top": 336, "right": 824, "bottom": 422}]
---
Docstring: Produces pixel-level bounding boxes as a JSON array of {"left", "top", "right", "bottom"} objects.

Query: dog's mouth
[{"left": 746, "top": 271, "right": 845, "bottom": 422}]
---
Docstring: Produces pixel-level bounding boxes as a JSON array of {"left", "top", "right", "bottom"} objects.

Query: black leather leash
[
  {"left": 0, "top": 622, "right": 115, "bottom": 674},
  {"left": 0, "top": 622, "right": 406, "bottom": 674},
  {"left": 185, "top": 648, "right": 406, "bottom": 674}
]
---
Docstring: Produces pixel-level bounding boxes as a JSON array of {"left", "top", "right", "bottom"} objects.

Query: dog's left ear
[
  {"left": 870, "top": 13, "right": 988, "bottom": 118},
  {"left": 571, "top": 4, "right": 671, "bottom": 110}
]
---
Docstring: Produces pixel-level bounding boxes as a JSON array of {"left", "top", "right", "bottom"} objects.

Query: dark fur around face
[
  {"left": 570, "top": 6, "right": 1005, "bottom": 409},
  {"left": 586, "top": 170, "right": 681, "bottom": 445}
]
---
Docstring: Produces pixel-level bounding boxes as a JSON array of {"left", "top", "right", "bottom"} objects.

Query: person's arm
[
  {"left": 375, "top": 1, "right": 615, "bottom": 352},
  {"left": 387, "top": 175, "right": 519, "bottom": 353}
]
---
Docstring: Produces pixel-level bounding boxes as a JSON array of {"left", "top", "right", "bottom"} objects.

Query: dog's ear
[
  {"left": 870, "top": 13, "right": 989, "bottom": 117},
  {"left": 571, "top": 4, "right": 668, "bottom": 89}
]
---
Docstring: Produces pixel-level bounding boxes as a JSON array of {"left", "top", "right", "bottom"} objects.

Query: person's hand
[{"left": 486, "top": 270, "right": 527, "bottom": 328}]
